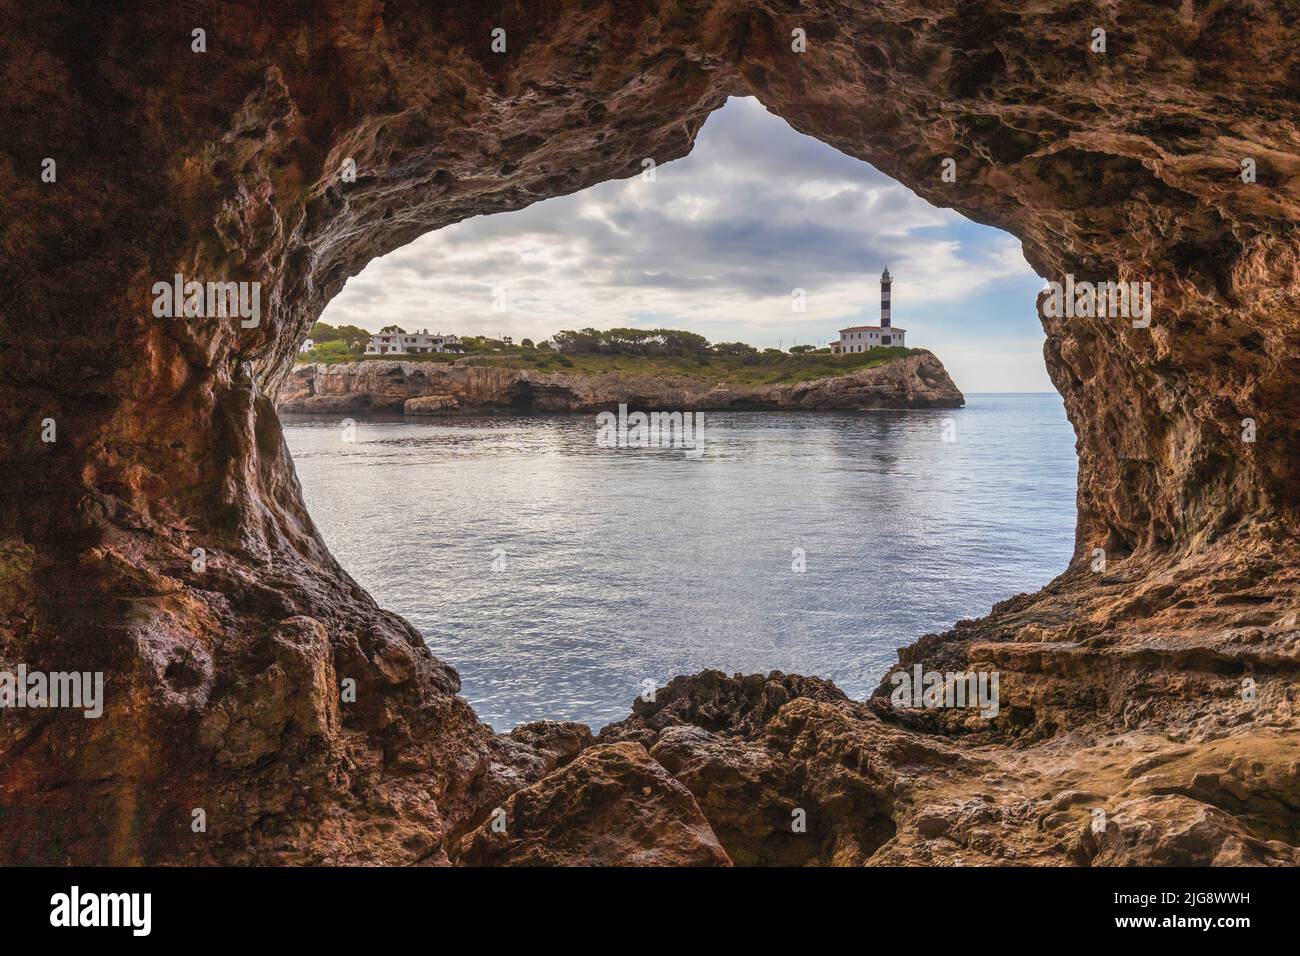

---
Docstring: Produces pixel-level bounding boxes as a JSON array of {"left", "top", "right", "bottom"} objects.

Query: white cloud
[{"left": 321, "top": 97, "right": 1052, "bottom": 391}]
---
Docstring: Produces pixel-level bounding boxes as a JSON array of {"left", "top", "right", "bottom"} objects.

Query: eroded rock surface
[
  {"left": 1, "top": 1, "right": 1298, "bottom": 865},
  {"left": 598, "top": 671, "right": 1300, "bottom": 867},
  {"left": 456, "top": 742, "right": 730, "bottom": 866},
  {"left": 1084, "top": 795, "right": 1298, "bottom": 866}
]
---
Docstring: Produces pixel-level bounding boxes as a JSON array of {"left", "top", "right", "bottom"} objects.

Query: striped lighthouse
[
  {"left": 880, "top": 267, "right": 892, "bottom": 328},
  {"left": 829, "top": 267, "right": 907, "bottom": 353}
]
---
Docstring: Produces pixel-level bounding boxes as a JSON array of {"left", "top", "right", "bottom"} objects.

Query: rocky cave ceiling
[{"left": 0, "top": 0, "right": 1297, "bottom": 865}]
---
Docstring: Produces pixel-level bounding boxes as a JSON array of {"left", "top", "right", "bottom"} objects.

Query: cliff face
[
  {"left": 276, "top": 353, "right": 965, "bottom": 414},
  {"left": 1, "top": 1, "right": 1298, "bottom": 866}
]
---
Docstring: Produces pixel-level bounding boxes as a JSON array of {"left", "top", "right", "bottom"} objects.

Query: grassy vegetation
[
  {"left": 462, "top": 346, "right": 924, "bottom": 385},
  {"left": 299, "top": 344, "right": 926, "bottom": 386},
  {"left": 299, "top": 321, "right": 927, "bottom": 385}
]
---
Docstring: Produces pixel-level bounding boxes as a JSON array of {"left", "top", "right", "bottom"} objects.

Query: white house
[
  {"left": 830, "top": 268, "right": 906, "bottom": 354},
  {"left": 364, "top": 329, "right": 462, "bottom": 355},
  {"left": 299, "top": 338, "right": 314, "bottom": 353}
]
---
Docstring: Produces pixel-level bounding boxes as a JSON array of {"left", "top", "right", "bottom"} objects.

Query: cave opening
[
  {"left": 5, "top": 1, "right": 1297, "bottom": 869},
  {"left": 280, "top": 97, "right": 1077, "bottom": 731}
]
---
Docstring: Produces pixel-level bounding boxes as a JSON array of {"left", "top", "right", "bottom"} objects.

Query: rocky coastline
[{"left": 276, "top": 352, "right": 965, "bottom": 416}]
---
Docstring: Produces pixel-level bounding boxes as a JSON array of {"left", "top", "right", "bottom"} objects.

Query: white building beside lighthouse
[{"left": 830, "top": 267, "right": 906, "bottom": 354}]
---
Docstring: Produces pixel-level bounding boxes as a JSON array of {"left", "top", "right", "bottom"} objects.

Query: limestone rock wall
[
  {"left": 276, "top": 353, "right": 964, "bottom": 413},
  {"left": 1, "top": 1, "right": 1298, "bottom": 865}
]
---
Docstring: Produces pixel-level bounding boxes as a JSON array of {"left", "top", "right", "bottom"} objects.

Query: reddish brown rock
[
  {"left": 603, "top": 673, "right": 950, "bottom": 865},
  {"left": 507, "top": 721, "right": 595, "bottom": 769},
  {"left": 601, "top": 669, "right": 850, "bottom": 744},
  {"left": 456, "top": 742, "right": 730, "bottom": 866},
  {"left": 646, "top": 703, "right": 906, "bottom": 866},
  {"left": 0, "top": 0, "right": 1298, "bottom": 865},
  {"left": 1087, "top": 795, "right": 1297, "bottom": 866},
  {"left": 646, "top": 726, "right": 806, "bottom": 864}
]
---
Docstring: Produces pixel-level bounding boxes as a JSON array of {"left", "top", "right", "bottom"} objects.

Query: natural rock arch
[{"left": 1, "top": 1, "right": 1297, "bottom": 864}]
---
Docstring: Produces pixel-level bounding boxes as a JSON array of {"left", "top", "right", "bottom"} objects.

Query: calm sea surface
[{"left": 282, "top": 394, "right": 1077, "bottom": 731}]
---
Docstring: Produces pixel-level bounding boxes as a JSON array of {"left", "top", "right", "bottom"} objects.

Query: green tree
[
  {"left": 712, "top": 341, "right": 758, "bottom": 357},
  {"left": 308, "top": 340, "right": 350, "bottom": 360},
  {"left": 459, "top": 335, "right": 509, "bottom": 353},
  {"left": 309, "top": 322, "right": 370, "bottom": 347},
  {"left": 657, "top": 329, "right": 711, "bottom": 356},
  {"left": 551, "top": 328, "right": 603, "bottom": 354}
]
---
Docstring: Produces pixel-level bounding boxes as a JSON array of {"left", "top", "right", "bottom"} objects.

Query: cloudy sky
[{"left": 322, "top": 96, "right": 1053, "bottom": 392}]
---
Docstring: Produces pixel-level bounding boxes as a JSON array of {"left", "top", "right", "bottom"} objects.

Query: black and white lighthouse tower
[
  {"left": 880, "top": 267, "right": 892, "bottom": 328},
  {"left": 829, "top": 266, "right": 906, "bottom": 353}
]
